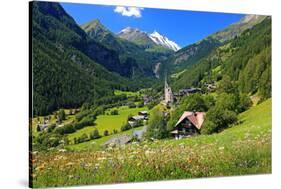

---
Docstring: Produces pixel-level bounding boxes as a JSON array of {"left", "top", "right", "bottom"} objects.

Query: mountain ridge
[
  {"left": 81, "top": 19, "right": 175, "bottom": 78},
  {"left": 117, "top": 27, "right": 180, "bottom": 52}
]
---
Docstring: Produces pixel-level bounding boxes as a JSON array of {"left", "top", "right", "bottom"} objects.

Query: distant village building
[
  {"left": 171, "top": 111, "right": 205, "bottom": 139},
  {"left": 178, "top": 88, "right": 202, "bottom": 96},
  {"left": 138, "top": 111, "right": 149, "bottom": 119},
  {"left": 164, "top": 77, "right": 174, "bottom": 105},
  {"left": 128, "top": 111, "right": 149, "bottom": 127},
  {"left": 37, "top": 123, "right": 49, "bottom": 131},
  {"left": 205, "top": 83, "right": 216, "bottom": 92},
  {"left": 143, "top": 95, "right": 152, "bottom": 105}
]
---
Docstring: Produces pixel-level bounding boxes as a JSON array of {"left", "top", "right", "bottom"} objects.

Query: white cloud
[{"left": 114, "top": 6, "right": 143, "bottom": 18}]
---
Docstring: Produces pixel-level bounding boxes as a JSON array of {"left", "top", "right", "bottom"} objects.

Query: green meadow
[{"left": 67, "top": 106, "right": 148, "bottom": 142}]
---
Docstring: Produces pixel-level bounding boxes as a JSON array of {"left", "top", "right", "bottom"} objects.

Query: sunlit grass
[{"left": 31, "top": 99, "right": 271, "bottom": 188}]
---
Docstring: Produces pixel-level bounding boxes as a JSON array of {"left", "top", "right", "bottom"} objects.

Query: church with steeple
[{"left": 164, "top": 77, "right": 174, "bottom": 106}]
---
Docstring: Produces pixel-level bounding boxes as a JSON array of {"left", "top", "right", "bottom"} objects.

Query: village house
[
  {"left": 138, "top": 110, "right": 149, "bottom": 119},
  {"left": 171, "top": 111, "right": 205, "bottom": 139},
  {"left": 204, "top": 83, "right": 216, "bottom": 92},
  {"left": 128, "top": 115, "right": 145, "bottom": 127},
  {"left": 178, "top": 88, "right": 203, "bottom": 96},
  {"left": 128, "top": 111, "right": 149, "bottom": 127}
]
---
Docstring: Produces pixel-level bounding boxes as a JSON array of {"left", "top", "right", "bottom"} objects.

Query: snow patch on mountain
[{"left": 149, "top": 31, "right": 180, "bottom": 51}]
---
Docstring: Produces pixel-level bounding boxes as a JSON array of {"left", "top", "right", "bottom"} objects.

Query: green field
[
  {"left": 114, "top": 90, "right": 141, "bottom": 97},
  {"left": 67, "top": 106, "right": 147, "bottom": 142},
  {"left": 32, "top": 99, "right": 271, "bottom": 188}
]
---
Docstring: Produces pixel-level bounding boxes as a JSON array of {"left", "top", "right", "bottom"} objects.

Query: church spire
[{"left": 164, "top": 74, "right": 173, "bottom": 105}]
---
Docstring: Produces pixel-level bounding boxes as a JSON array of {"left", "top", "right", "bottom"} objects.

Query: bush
[
  {"left": 47, "top": 124, "right": 56, "bottom": 133},
  {"left": 146, "top": 107, "right": 168, "bottom": 139},
  {"left": 137, "top": 101, "right": 144, "bottom": 108},
  {"left": 216, "top": 93, "right": 239, "bottom": 112},
  {"left": 202, "top": 106, "right": 237, "bottom": 134},
  {"left": 37, "top": 133, "right": 63, "bottom": 148},
  {"left": 237, "top": 93, "right": 253, "bottom": 112},
  {"left": 181, "top": 94, "right": 208, "bottom": 112},
  {"left": 58, "top": 109, "right": 66, "bottom": 121},
  {"left": 93, "top": 106, "right": 105, "bottom": 115},
  {"left": 55, "top": 124, "right": 75, "bottom": 135},
  {"left": 74, "top": 115, "right": 95, "bottom": 130},
  {"left": 104, "top": 130, "right": 109, "bottom": 136},
  {"left": 147, "top": 101, "right": 158, "bottom": 110},
  {"left": 75, "top": 110, "right": 91, "bottom": 122},
  {"left": 121, "top": 123, "right": 132, "bottom": 131},
  {"left": 112, "top": 129, "right": 118, "bottom": 134},
  {"left": 77, "top": 133, "right": 89, "bottom": 143},
  {"left": 128, "top": 102, "right": 136, "bottom": 108},
  {"left": 90, "top": 129, "right": 101, "bottom": 139},
  {"left": 201, "top": 120, "right": 216, "bottom": 134},
  {"left": 110, "top": 109, "right": 119, "bottom": 115}
]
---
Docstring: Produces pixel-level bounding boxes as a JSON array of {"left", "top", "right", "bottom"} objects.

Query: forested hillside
[
  {"left": 171, "top": 17, "right": 271, "bottom": 100},
  {"left": 81, "top": 20, "right": 173, "bottom": 77},
  {"left": 31, "top": 2, "right": 157, "bottom": 115}
]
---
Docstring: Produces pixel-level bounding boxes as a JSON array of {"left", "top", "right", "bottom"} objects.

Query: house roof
[
  {"left": 175, "top": 111, "right": 205, "bottom": 130},
  {"left": 139, "top": 111, "right": 148, "bottom": 114},
  {"left": 132, "top": 115, "right": 145, "bottom": 120}
]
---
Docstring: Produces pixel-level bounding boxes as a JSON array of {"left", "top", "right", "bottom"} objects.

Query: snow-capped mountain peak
[
  {"left": 149, "top": 31, "right": 180, "bottom": 51},
  {"left": 119, "top": 27, "right": 139, "bottom": 34}
]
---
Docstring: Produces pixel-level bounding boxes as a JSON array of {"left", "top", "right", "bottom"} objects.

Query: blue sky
[{"left": 61, "top": 2, "right": 244, "bottom": 47}]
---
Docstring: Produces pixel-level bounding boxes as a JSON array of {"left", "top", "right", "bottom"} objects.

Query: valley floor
[{"left": 31, "top": 99, "right": 272, "bottom": 188}]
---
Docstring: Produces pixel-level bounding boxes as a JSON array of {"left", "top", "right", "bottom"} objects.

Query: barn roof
[{"left": 175, "top": 111, "right": 205, "bottom": 130}]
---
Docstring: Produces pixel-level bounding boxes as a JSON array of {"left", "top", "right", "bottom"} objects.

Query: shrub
[
  {"left": 47, "top": 124, "right": 56, "bottom": 133},
  {"left": 128, "top": 102, "right": 136, "bottom": 108},
  {"left": 147, "top": 101, "right": 158, "bottom": 110},
  {"left": 36, "top": 124, "right": 41, "bottom": 132},
  {"left": 121, "top": 123, "right": 131, "bottom": 131},
  {"left": 146, "top": 107, "right": 168, "bottom": 139},
  {"left": 110, "top": 109, "right": 119, "bottom": 115},
  {"left": 77, "top": 133, "right": 89, "bottom": 143},
  {"left": 58, "top": 109, "right": 66, "bottom": 121},
  {"left": 237, "top": 93, "right": 253, "bottom": 112},
  {"left": 90, "top": 129, "right": 101, "bottom": 140},
  {"left": 55, "top": 124, "right": 75, "bottom": 135},
  {"left": 75, "top": 110, "right": 91, "bottom": 122},
  {"left": 37, "top": 133, "right": 63, "bottom": 148},
  {"left": 181, "top": 94, "right": 208, "bottom": 112},
  {"left": 202, "top": 106, "right": 237, "bottom": 134},
  {"left": 74, "top": 116, "right": 95, "bottom": 130},
  {"left": 137, "top": 101, "right": 144, "bottom": 108},
  {"left": 104, "top": 130, "right": 109, "bottom": 136},
  {"left": 201, "top": 120, "right": 217, "bottom": 135},
  {"left": 112, "top": 129, "right": 118, "bottom": 134},
  {"left": 215, "top": 93, "right": 239, "bottom": 112}
]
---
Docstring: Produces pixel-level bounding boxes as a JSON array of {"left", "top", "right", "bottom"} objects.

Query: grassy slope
[
  {"left": 159, "top": 98, "right": 271, "bottom": 147},
  {"left": 32, "top": 99, "right": 271, "bottom": 187},
  {"left": 31, "top": 109, "right": 75, "bottom": 137},
  {"left": 114, "top": 90, "right": 141, "bottom": 97},
  {"left": 67, "top": 126, "right": 145, "bottom": 151}
]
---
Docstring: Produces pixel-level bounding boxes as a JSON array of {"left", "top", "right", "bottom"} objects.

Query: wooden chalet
[{"left": 171, "top": 111, "right": 205, "bottom": 139}]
